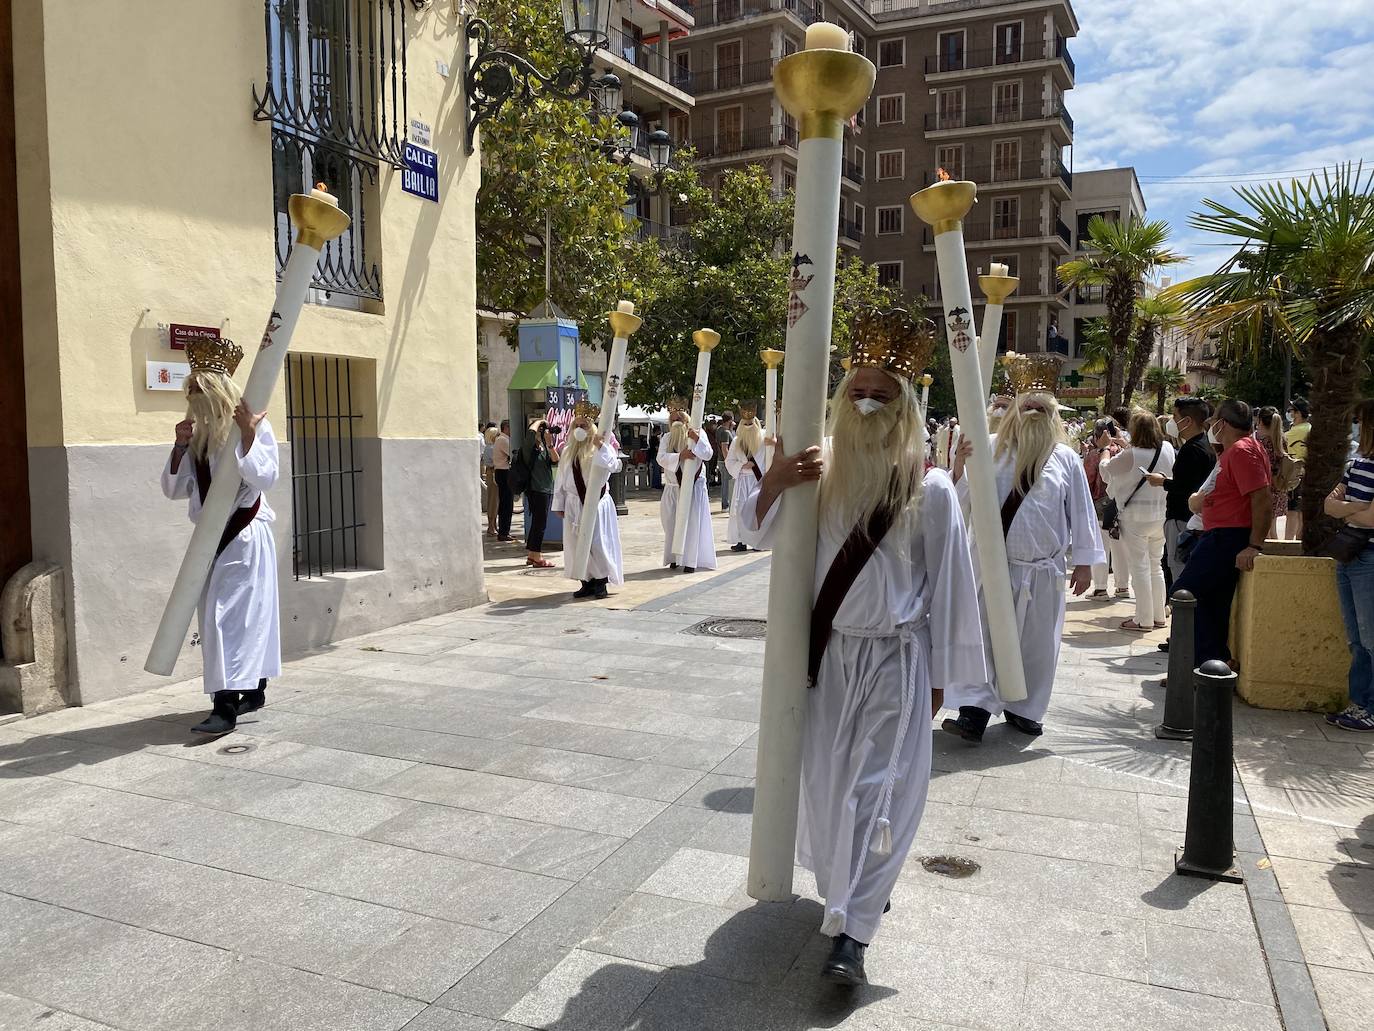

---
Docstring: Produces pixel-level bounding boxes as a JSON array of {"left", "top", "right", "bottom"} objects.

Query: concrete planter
[{"left": 1231, "top": 548, "right": 1348, "bottom": 712}]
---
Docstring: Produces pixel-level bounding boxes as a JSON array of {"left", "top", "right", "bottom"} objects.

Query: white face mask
[
  {"left": 1165, "top": 418, "right": 1179, "bottom": 438},
  {"left": 572, "top": 427, "right": 588, "bottom": 442},
  {"left": 853, "top": 397, "right": 888, "bottom": 417},
  {"left": 1207, "top": 425, "right": 1221, "bottom": 446}
]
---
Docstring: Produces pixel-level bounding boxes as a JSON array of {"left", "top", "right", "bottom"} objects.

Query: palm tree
[
  {"left": 1125, "top": 294, "right": 1186, "bottom": 406},
  {"left": 1059, "top": 218, "right": 1186, "bottom": 411},
  {"left": 1168, "top": 164, "right": 1374, "bottom": 551},
  {"left": 1143, "top": 365, "right": 1185, "bottom": 414}
]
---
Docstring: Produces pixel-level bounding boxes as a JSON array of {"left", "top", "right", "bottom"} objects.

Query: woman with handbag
[
  {"left": 1103, "top": 410, "right": 1175, "bottom": 631},
  {"left": 1322, "top": 400, "right": 1374, "bottom": 732},
  {"left": 1255, "top": 407, "right": 1290, "bottom": 537},
  {"left": 1085, "top": 418, "right": 1131, "bottom": 598}
]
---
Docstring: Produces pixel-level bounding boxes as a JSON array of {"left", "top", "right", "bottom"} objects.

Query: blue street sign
[{"left": 401, "top": 143, "right": 438, "bottom": 202}]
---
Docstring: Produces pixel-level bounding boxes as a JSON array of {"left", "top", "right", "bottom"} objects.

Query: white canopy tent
[{"left": 617, "top": 404, "right": 670, "bottom": 427}]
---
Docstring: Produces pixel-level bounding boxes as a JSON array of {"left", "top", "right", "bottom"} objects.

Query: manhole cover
[
  {"left": 919, "top": 855, "right": 980, "bottom": 879},
  {"left": 218, "top": 743, "right": 254, "bottom": 756},
  {"left": 684, "top": 618, "right": 767, "bottom": 640}
]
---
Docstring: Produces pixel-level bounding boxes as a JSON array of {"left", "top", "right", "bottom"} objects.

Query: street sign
[
  {"left": 402, "top": 143, "right": 438, "bottom": 202},
  {"left": 167, "top": 324, "right": 219, "bottom": 352}
]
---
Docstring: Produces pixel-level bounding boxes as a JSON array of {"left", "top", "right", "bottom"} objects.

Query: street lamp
[
  {"left": 464, "top": 0, "right": 621, "bottom": 153},
  {"left": 647, "top": 129, "right": 673, "bottom": 172}
]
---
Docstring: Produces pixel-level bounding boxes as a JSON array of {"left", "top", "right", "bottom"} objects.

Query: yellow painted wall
[{"left": 19, "top": 0, "right": 477, "bottom": 447}]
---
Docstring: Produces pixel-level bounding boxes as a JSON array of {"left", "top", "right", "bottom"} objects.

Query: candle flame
[
  {"left": 937, "top": 168, "right": 951, "bottom": 182},
  {"left": 315, "top": 182, "right": 330, "bottom": 192}
]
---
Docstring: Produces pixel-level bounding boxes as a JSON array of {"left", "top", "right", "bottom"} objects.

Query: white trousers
[
  {"left": 1093, "top": 533, "right": 1132, "bottom": 593},
  {"left": 1119, "top": 518, "right": 1167, "bottom": 625}
]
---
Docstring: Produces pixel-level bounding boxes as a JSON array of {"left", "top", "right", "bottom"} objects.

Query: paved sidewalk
[{"left": 0, "top": 554, "right": 1368, "bottom": 1029}]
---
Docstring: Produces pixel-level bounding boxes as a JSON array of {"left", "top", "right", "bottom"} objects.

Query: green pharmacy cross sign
[{"left": 1062, "top": 368, "right": 1086, "bottom": 388}]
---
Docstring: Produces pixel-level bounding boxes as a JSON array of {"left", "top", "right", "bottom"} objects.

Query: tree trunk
[
  {"left": 1301, "top": 323, "right": 1365, "bottom": 554},
  {"left": 1122, "top": 325, "right": 1154, "bottom": 409},
  {"left": 1156, "top": 383, "right": 1166, "bottom": 415},
  {"left": 1103, "top": 278, "right": 1135, "bottom": 412}
]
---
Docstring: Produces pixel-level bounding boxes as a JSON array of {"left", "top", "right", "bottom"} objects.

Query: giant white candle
[
  {"left": 911, "top": 180, "right": 1028, "bottom": 704},
  {"left": 760, "top": 348, "right": 784, "bottom": 473},
  {"left": 919, "top": 372, "right": 933, "bottom": 423},
  {"left": 671, "top": 329, "right": 720, "bottom": 559},
  {"left": 567, "top": 301, "right": 642, "bottom": 582},
  {"left": 977, "top": 265, "right": 1019, "bottom": 399},
  {"left": 145, "top": 187, "right": 350, "bottom": 675},
  {"left": 748, "top": 30, "right": 874, "bottom": 903}
]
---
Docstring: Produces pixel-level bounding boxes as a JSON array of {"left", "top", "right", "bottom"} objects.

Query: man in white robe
[
  {"left": 724, "top": 405, "right": 766, "bottom": 553},
  {"left": 657, "top": 403, "right": 717, "bottom": 573},
  {"left": 741, "top": 319, "right": 986, "bottom": 985},
  {"left": 161, "top": 341, "right": 281, "bottom": 736},
  {"left": 944, "top": 355, "right": 1104, "bottom": 742},
  {"left": 551, "top": 404, "right": 624, "bottom": 599}
]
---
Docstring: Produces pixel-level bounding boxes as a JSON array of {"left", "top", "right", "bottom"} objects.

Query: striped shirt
[{"left": 1343, "top": 455, "right": 1374, "bottom": 503}]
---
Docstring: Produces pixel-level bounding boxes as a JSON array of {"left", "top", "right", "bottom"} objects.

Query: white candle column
[
  {"left": 568, "top": 301, "right": 642, "bottom": 582},
  {"left": 977, "top": 263, "right": 1019, "bottom": 399},
  {"left": 671, "top": 329, "right": 720, "bottom": 559},
  {"left": 748, "top": 24, "right": 875, "bottom": 903},
  {"left": 910, "top": 180, "right": 1028, "bottom": 705},
  {"left": 760, "top": 348, "right": 784, "bottom": 473},
  {"left": 146, "top": 188, "right": 350, "bottom": 676},
  {"left": 919, "top": 372, "right": 933, "bottom": 423}
]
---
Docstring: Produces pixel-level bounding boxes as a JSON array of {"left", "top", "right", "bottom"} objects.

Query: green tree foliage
[
  {"left": 1124, "top": 294, "right": 1185, "bottom": 407},
  {"left": 623, "top": 163, "right": 903, "bottom": 409},
  {"left": 1143, "top": 365, "right": 1185, "bottom": 415},
  {"left": 1058, "top": 218, "right": 1184, "bottom": 411},
  {"left": 474, "top": 0, "right": 651, "bottom": 332},
  {"left": 1168, "top": 164, "right": 1374, "bottom": 551}
]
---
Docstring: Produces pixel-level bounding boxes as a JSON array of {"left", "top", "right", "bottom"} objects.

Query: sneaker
[
  {"left": 1325, "top": 704, "right": 1362, "bottom": 727},
  {"left": 1333, "top": 706, "right": 1374, "bottom": 732}
]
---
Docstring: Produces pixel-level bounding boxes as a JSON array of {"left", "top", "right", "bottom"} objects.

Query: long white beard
[
  {"left": 736, "top": 421, "right": 764, "bottom": 458},
  {"left": 565, "top": 437, "right": 596, "bottom": 469},
  {"left": 996, "top": 398, "right": 1064, "bottom": 489},
  {"left": 666, "top": 422, "right": 688, "bottom": 454},
  {"left": 188, "top": 392, "right": 234, "bottom": 460},
  {"left": 821, "top": 392, "right": 923, "bottom": 538}
]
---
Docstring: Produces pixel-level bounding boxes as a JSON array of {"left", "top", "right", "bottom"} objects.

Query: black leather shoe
[
  {"left": 821, "top": 934, "right": 868, "bottom": 985},
  {"left": 590, "top": 578, "right": 609, "bottom": 599},
  {"left": 1004, "top": 711, "right": 1044, "bottom": 737},
  {"left": 235, "top": 681, "right": 266, "bottom": 716},
  {"left": 669, "top": 562, "right": 679, "bottom": 570},
  {"left": 573, "top": 580, "right": 595, "bottom": 599},
  {"left": 193, "top": 691, "right": 239, "bottom": 735},
  {"left": 941, "top": 706, "right": 991, "bottom": 744},
  {"left": 731, "top": 543, "right": 749, "bottom": 552},
  {"left": 684, "top": 566, "right": 695, "bottom": 573}
]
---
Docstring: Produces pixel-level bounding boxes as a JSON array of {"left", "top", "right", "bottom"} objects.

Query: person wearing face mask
[
  {"left": 1084, "top": 417, "right": 1131, "bottom": 599},
  {"left": 986, "top": 394, "right": 1012, "bottom": 434},
  {"left": 944, "top": 353, "right": 1104, "bottom": 743},
  {"left": 741, "top": 312, "right": 985, "bottom": 985},
  {"left": 551, "top": 401, "right": 623, "bottom": 599},
  {"left": 1146, "top": 398, "right": 1216, "bottom": 587},
  {"left": 1169, "top": 399, "right": 1272, "bottom": 666},
  {"left": 656, "top": 400, "right": 717, "bottom": 573}
]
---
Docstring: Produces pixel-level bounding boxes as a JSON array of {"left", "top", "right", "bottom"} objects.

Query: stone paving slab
[{"left": 0, "top": 542, "right": 1357, "bottom": 1030}]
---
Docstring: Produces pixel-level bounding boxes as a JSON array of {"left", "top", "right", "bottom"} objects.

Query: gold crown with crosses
[
  {"left": 665, "top": 395, "right": 689, "bottom": 416},
  {"left": 1000, "top": 351, "right": 1065, "bottom": 396},
  {"left": 572, "top": 398, "right": 601, "bottom": 422},
  {"left": 186, "top": 337, "right": 244, "bottom": 376},
  {"left": 847, "top": 306, "right": 937, "bottom": 382},
  {"left": 737, "top": 401, "right": 758, "bottom": 421}
]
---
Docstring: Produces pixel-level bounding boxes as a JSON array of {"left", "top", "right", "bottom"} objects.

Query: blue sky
[{"left": 1068, "top": 0, "right": 1374, "bottom": 280}]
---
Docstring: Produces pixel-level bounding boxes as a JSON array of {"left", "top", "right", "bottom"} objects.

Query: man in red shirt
[{"left": 1171, "top": 399, "right": 1272, "bottom": 664}]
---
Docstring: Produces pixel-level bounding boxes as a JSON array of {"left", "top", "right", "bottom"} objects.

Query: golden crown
[
  {"left": 848, "top": 306, "right": 937, "bottom": 382},
  {"left": 665, "top": 395, "right": 689, "bottom": 415},
  {"left": 185, "top": 337, "right": 244, "bottom": 376},
  {"left": 738, "top": 401, "right": 759, "bottom": 421},
  {"left": 572, "top": 398, "right": 601, "bottom": 422},
  {"left": 1001, "top": 351, "right": 1065, "bottom": 396}
]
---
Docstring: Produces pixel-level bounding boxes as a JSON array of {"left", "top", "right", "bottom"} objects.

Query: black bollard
[
  {"left": 610, "top": 454, "right": 629, "bottom": 516},
  {"left": 1155, "top": 591, "right": 1196, "bottom": 741},
  {"left": 1174, "top": 659, "right": 1243, "bottom": 883}
]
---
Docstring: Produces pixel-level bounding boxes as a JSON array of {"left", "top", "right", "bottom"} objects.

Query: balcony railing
[
  {"left": 924, "top": 101, "right": 1074, "bottom": 133},
  {"left": 842, "top": 156, "right": 864, "bottom": 183},
  {"left": 924, "top": 37, "right": 1076, "bottom": 76},
  {"left": 682, "top": 56, "right": 776, "bottom": 94},
  {"left": 918, "top": 158, "right": 1073, "bottom": 187},
  {"left": 606, "top": 25, "right": 681, "bottom": 90},
  {"left": 1055, "top": 218, "right": 1072, "bottom": 246},
  {"left": 839, "top": 215, "right": 863, "bottom": 243},
  {"left": 632, "top": 218, "right": 690, "bottom": 249},
  {"left": 688, "top": 0, "right": 820, "bottom": 30},
  {"left": 691, "top": 122, "right": 797, "bottom": 160},
  {"left": 921, "top": 218, "right": 1069, "bottom": 246}
]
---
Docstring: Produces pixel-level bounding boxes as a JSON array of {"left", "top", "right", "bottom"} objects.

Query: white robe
[
  {"left": 947, "top": 441, "right": 1105, "bottom": 722},
  {"left": 742, "top": 464, "right": 987, "bottom": 944},
  {"left": 551, "top": 442, "right": 624, "bottom": 585},
  {"left": 723, "top": 440, "right": 763, "bottom": 548},
  {"left": 657, "top": 433, "right": 717, "bottom": 570},
  {"left": 161, "top": 421, "right": 282, "bottom": 696}
]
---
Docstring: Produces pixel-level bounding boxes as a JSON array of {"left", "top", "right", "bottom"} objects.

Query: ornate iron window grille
[
  {"left": 272, "top": 132, "right": 383, "bottom": 300},
  {"left": 253, "top": 0, "right": 409, "bottom": 168},
  {"left": 285, "top": 353, "right": 367, "bottom": 579}
]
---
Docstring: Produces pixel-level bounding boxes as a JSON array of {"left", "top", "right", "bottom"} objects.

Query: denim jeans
[
  {"left": 1171, "top": 527, "right": 1251, "bottom": 665},
  {"left": 1335, "top": 547, "right": 1374, "bottom": 712}
]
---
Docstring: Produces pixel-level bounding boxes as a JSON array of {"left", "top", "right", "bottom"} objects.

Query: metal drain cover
[
  {"left": 919, "top": 855, "right": 980, "bottom": 878},
  {"left": 684, "top": 618, "right": 767, "bottom": 640},
  {"left": 217, "top": 743, "right": 254, "bottom": 756}
]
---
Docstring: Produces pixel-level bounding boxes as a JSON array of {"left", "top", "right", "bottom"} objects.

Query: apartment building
[{"left": 673, "top": 0, "right": 1079, "bottom": 354}]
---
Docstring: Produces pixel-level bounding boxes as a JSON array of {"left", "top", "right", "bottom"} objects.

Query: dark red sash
[
  {"left": 807, "top": 503, "right": 899, "bottom": 686},
  {"left": 194, "top": 455, "right": 262, "bottom": 560},
  {"left": 572, "top": 460, "right": 606, "bottom": 506}
]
